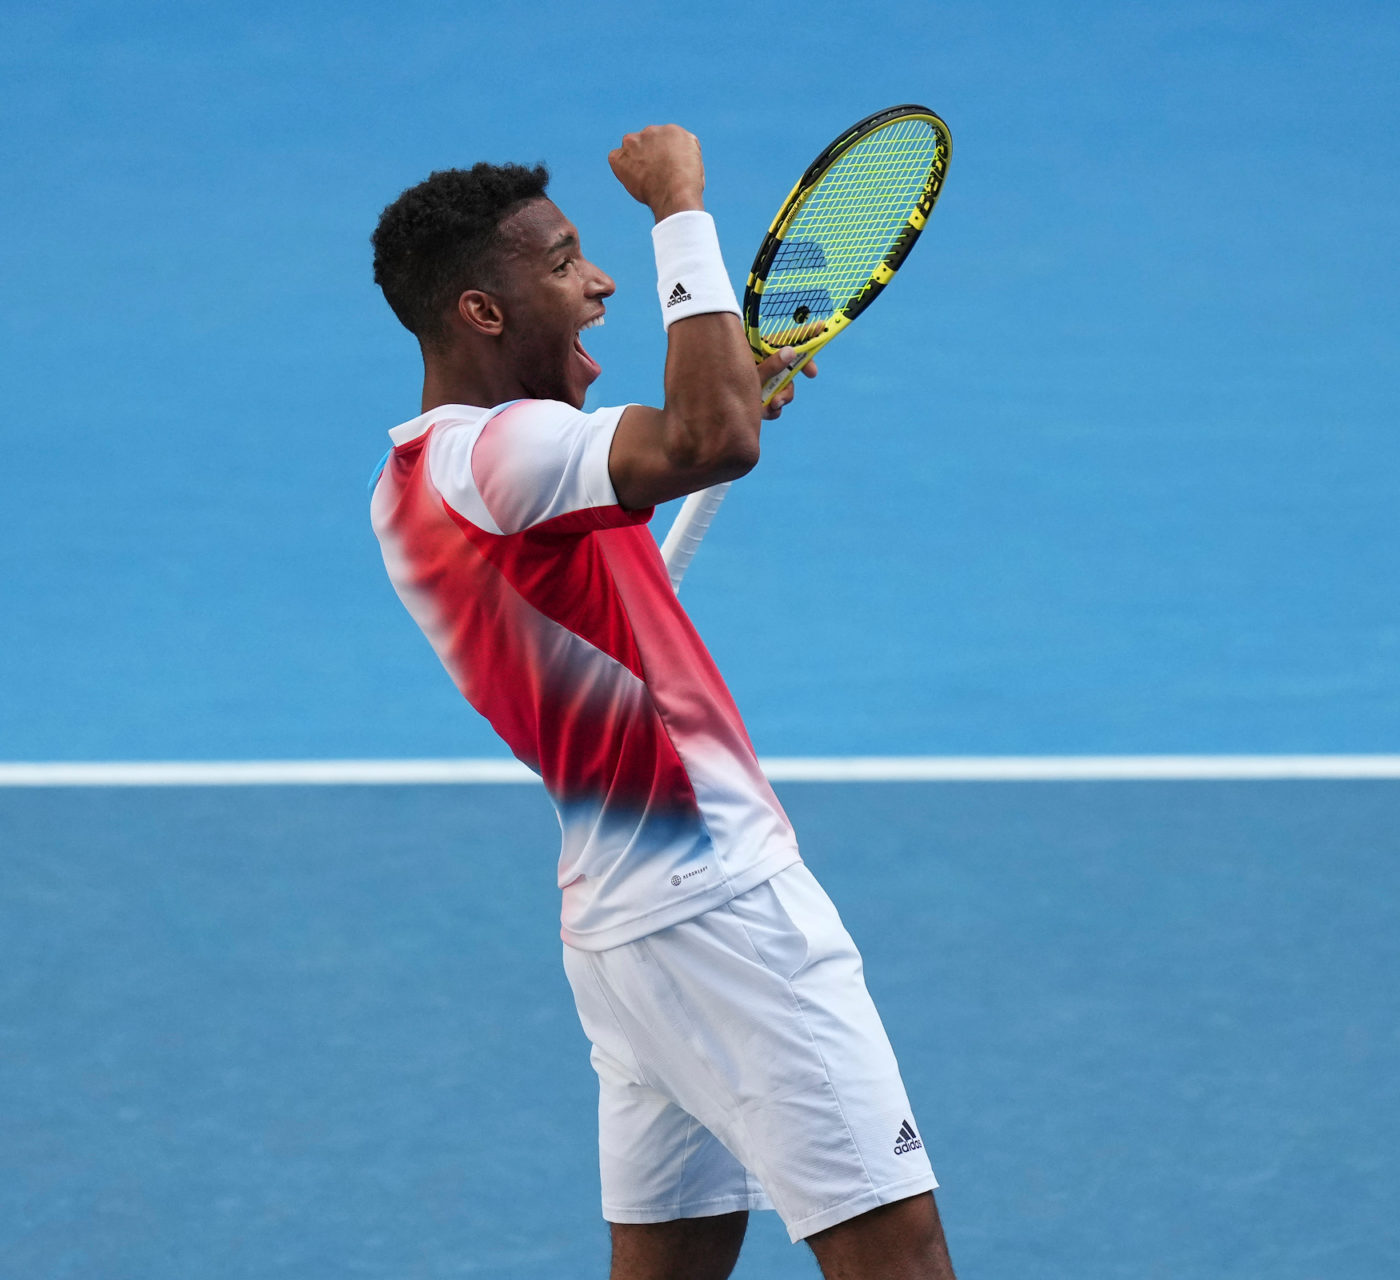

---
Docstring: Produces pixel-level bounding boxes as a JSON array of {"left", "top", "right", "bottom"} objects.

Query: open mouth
[{"left": 573, "top": 314, "right": 604, "bottom": 378}]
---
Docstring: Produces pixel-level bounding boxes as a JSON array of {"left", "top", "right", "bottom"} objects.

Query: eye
[{"left": 554, "top": 257, "right": 574, "bottom": 273}]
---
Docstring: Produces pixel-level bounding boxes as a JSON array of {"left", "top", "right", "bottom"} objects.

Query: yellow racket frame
[
  {"left": 744, "top": 104, "right": 952, "bottom": 402},
  {"left": 662, "top": 104, "right": 952, "bottom": 590}
]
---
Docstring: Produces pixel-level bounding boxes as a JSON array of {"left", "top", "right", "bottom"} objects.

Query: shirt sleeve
[{"left": 429, "top": 400, "right": 652, "bottom": 536}]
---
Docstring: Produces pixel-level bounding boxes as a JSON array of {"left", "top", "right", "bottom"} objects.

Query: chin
[
  {"left": 569, "top": 369, "right": 601, "bottom": 409},
  {"left": 528, "top": 347, "right": 598, "bottom": 408}
]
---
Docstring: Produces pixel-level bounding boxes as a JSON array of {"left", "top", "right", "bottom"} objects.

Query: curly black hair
[{"left": 371, "top": 162, "right": 550, "bottom": 346}]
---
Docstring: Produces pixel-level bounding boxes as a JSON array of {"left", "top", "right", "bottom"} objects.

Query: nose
[{"left": 587, "top": 260, "right": 615, "bottom": 299}]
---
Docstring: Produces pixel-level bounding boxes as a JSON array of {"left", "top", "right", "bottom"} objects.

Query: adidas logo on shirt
[
  {"left": 893, "top": 1119, "right": 923, "bottom": 1155},
  {"left": 666, "top": 281, "right": 692, "bottom": 306}
]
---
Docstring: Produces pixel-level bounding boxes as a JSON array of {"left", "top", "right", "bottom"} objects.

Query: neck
[{"left": 420, "top": 347, "right": 524, "bottom": 414}]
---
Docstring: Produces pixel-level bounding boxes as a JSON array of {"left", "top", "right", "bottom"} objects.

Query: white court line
[{"left": 1, "top": 756, "right": 1399, "bottom": 787}]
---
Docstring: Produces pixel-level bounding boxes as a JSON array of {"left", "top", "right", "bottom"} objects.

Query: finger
[
  {"left": 800, "top": 358, "right": 818, "bottom": 379},
  {"left": 761, "top": 375, "right": 799, "bottom": 419},
  {"left": 754, "top": 346, "right": 798, "bottom": 381}
]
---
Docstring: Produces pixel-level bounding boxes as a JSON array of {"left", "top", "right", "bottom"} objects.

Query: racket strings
[{"left": 757, "top": 117, "right": 945, "bottom": 347}]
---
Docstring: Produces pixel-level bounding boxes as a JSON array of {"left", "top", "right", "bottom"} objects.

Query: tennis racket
[{"left": 659, "top": 103, "right": 952, "bottom": 590}]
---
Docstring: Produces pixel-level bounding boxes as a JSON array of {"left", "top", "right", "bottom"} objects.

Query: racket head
[{"left": 743, "top": 104, "right": 952, "bottom": 359}]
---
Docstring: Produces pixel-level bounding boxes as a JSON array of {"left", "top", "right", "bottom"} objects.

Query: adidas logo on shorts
[
  {"left": 667, "top": 281, "right": 692, "bottom": 307},
  {"left": 893, "top": 1119, "right": 924, "bottom": 1155}
]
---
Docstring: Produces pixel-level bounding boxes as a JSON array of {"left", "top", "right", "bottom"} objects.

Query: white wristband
[{"left": 652, "top": 210, "right": 741, "bottom": 330}]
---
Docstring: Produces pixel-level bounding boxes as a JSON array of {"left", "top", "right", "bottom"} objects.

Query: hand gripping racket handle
[
  {"left": 660, "top": 351, "right": 815, "bottom": 592},
  {"left": 757, "top": 352, "right": 811, "bottom": 406}
]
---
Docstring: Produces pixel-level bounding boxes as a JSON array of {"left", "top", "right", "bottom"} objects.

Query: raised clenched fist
[{"left": 608, "top": 125, "right": 705, "bottom": 222}]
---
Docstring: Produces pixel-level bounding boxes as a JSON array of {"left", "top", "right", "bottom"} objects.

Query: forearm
[
  {"left": 607, "top": 125, "right": 776, "bottom": 508},
  {"left": 652, "top": 210, "right": 760, "bottom": 476},
  {"left": 659, "top": 313, "right": 760, "bottom": 474}
]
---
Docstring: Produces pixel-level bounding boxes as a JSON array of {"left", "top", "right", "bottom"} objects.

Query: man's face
[{"left": 491, "top": 198, "right": 615, "bottom": 409}]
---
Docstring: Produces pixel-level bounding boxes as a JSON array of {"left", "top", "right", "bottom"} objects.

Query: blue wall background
[{"left": 3, "top": 0, "right": 1397, "bottom": 760}]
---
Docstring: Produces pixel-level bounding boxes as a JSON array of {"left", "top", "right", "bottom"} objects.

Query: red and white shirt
[{"left": 370, "top": 400, "right": 800, "bottom": 950}]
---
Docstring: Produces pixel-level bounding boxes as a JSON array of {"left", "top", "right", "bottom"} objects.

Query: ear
[{"left": 456, "top": 289, "right": 505, "bottom": 337}]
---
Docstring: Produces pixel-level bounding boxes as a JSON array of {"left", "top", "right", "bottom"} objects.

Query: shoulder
[
  {"left": 430, "top": 400, "right": 636, "bottom": 535},
  {"left": 479, "top": 398, "right": 627, "bottom": 444}
]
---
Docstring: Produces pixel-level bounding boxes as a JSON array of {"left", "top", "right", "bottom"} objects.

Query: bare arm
[{"left": 606, "top": 125, "right": 807, "bottom": 510}]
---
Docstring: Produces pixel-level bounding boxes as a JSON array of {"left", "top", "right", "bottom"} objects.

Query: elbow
[
  {"left": 670, "top": 400, "right": 761, "bottom": 481},
  {"left": 710, "top": 398, "right": 762, "bottom": 475},
  {"left": 721, "top": 429, "right": 761, "bottom": 479}
]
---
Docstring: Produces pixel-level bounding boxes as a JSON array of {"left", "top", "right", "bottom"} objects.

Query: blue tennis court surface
[{"left": 4, "top": 779, "right": 1397, "bottom": 1277}]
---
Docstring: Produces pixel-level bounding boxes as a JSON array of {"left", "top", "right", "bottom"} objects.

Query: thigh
[
  {"left": 575, "top": 865, "right": 938, "bottom": 1243},
  {"left": 608, "top": 1212, "right": 748, "bottom": 1280},
  {"left": 727, "top": 866, "right": 940, "bottom": 1239},
  {"left": 806, "top": 1191, "right": 957, "bottom": 1280},
  {"left": 565, "top": 942, "right": 772, "bottom": 1224}
]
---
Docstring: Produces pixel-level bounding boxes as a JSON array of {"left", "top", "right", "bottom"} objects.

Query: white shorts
[{"left": 562, "top": 863, "right": 937, "bottom": 1242}]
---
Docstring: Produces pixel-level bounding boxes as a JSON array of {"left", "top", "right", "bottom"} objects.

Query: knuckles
[{"left": 617, "top": 123, "right": 694, "bottom": 152}]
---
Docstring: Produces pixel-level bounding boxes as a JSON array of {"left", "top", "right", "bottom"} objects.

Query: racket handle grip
[
  {"left": 661, "top": 481, "right": 733, "bottom": 591},
  {"left": 760, "top": 350, "right": 814, "bottom": 406}
]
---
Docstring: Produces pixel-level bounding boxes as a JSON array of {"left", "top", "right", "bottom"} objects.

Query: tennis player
[{"left": 369, "top": 125, "right": 957, "bottom": 1280}]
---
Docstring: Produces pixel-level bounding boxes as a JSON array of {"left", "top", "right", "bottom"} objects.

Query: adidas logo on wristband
[{"left": 652, "top": 214, "right": 740, "bottom": 330}]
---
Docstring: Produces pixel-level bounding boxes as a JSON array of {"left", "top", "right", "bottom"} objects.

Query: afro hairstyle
[{"left": 371, "top": 162, "right": 550, "bottom": 346}]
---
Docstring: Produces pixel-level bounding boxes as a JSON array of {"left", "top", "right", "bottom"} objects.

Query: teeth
[{"left": 579, "top": 316, "right": 604, "bottom": 332}]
